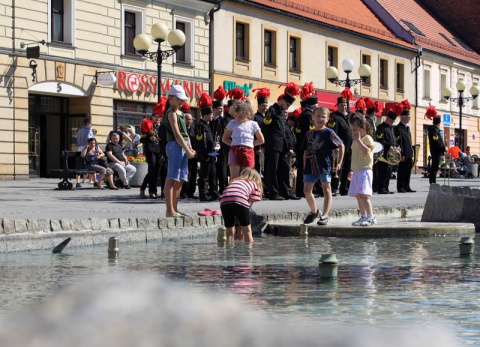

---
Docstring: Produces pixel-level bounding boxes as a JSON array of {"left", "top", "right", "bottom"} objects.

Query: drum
[{"left": 373, "top": 142, "right": 383, "bottom": 163}]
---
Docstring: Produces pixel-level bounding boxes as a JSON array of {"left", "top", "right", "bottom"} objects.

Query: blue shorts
[
  {"left": 304, "top": 173, "right": 331, "bottom": 184},
  {"left": 166, "top": 141, "right": 189, "bottom": 182}
]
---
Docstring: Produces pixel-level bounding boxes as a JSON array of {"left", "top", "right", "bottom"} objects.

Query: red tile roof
[
  {"left": 375, "top": 0, "right": 480, "bottom": 65},
  {"left": 247, "top": 0, "right": 413, "bottom": 49}
]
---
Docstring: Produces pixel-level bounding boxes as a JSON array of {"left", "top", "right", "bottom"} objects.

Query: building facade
[{"left": 0, "top": 0, "right": 216, "bottom": 180}]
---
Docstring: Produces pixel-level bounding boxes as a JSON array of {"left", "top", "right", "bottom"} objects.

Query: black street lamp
[
  {"left": 442, "top": 81, "right": 480, "bottom": 151},
  {"left": 133, "top": 23, "right": 186, "bottom": 102},
  {"left": 326, "top": 58, "right": 371, "bottom": 88}
]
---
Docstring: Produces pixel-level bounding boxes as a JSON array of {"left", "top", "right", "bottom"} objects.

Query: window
[
  {"left": 362, "top": 54, "right": 371, "bottom": 85},
  {"left": 440, "top": 73, "right": 447, "bottom": 101},
  {"left": 289, "top": 37, "right": 301, "bottom": 71},
  {"left": 379, "top": 59, "right": 388, "bottom": 89},
  {"left": 175, "top": 22, "right": 186, "bottom": 63},
  {"left": 264, "top": 30, "right": 276, "bottom": 66},
  {"left": 49, "top": 0, "right": 74, "bottom": 44},
  {"left": 236, "top": 22, "right": 249, "bottom": 61},
  {"left": 51, "top": 0, "right": 64, "bottom": 42},
  {"left": 124, "top": 12, "right": 136, "bottom": 55},
  {"left": 327, "top": 46, "right": 338, "bottom": 68},
  {"left": 396, "top": 63, "right": 404, "bottom": 92},
  {"left": 122, "top": 4, "right": 145, "bottom": 57},
  {"left": 424, "top": 69, "right": 431, "bottom": 99},
  {"left": 401, "top": 20, "right": 425, "bottom": 36},
  {"left": 174, "top": 16, "right": 194, "bottom": 65}
]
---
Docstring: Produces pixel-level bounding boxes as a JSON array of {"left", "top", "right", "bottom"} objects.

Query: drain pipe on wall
[
  {"left": 12, "top": 0, "right": 17, "bottom": 178},
  {"left": 208, "top": 0, "right": 222, "bottom": 95}
]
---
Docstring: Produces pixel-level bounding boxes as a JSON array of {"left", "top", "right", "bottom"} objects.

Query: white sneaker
[
  {"left": 360, "top": 216, "right": 376, "bottom": 227},
  {"left": 352, "top": 216, "right": 367, "bottom": 226}
]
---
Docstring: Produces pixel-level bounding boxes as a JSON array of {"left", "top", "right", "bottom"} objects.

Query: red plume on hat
[
  {"left": 299, "top": 82, "right": 314, "bottom": 100},
  {"left": 401, "top": 99, "right": 411, "bottom": 110},
  {"left": 227, "top": 87, "right": 245, "bottom": 100},
  {"left": 293, "top": 107, "right": 302, "bottom": 118},
  {"left": 151, "top": 96, "right": 168, "bottom": 118},
  {"left": 355, "top": 97, "right": 366, "bottom": 110},
  {"left": 197, "top": 92, "right": 213, "bottom": 108},
  {"left": 213, "top": 85, "right": 227, "bottom": 101},
  {"left": 365, "top": 97, "right": 381, "bottom": 115},
  {"left": 425, "top": 103, "right": 438, "bottom": 120},
  {"left": 180, "top": 102, "right": 191, "bottom": 113},
  {"left": 340, "top": 87, "right": 353, "bottom": 102},
  {"left": 394, "top": 103, "right": 404, "bottom": 116},
  {"left": 279, "top": 82, "right": 300, "bottom": 96},
  {"left": 252, "top": 87, "right": 271, "bottom": 99}
]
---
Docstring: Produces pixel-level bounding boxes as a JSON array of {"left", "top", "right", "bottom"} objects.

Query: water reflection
[{"left": 0, "top": 236, "right": 478, "bottom": 345}]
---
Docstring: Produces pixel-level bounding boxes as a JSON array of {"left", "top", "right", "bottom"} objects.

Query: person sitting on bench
[
  {"left": 105, "top": 132, "right": 136, "bottom": 189},
  {"left": 81, "top": 137, "right": 117, "bottom": 190}
]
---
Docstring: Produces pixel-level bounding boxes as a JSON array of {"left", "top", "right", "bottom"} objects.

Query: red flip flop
[{"left": 198, "top": 208, "right": 213, "bottom": 216}]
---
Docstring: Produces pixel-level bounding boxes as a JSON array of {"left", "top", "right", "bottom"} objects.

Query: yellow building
[{"left": 0, "top": 0, "right": 217, "bottom": 179}]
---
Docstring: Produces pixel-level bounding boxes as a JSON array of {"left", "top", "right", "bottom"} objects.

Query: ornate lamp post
[
  {"left": 326, "top": 58, "right": 371, "bottom": 88},
  {"left": 442, "top": 81, "right": 480, "bottom": 151},
  {"left": 133, "top": 23, "right": 186, "bottom": 102}
]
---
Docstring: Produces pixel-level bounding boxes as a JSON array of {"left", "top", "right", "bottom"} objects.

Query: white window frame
[
  {"left": 121, "top": 4, "right": 145, "bottom": 56},
  {"left": 173, "top": 15, "right": 194, "bottom": 65},
  {"left": 423, "top": 68, "right": 431, "bottom": 99},
  {"left": 47, "top": 0, "right": 75, "bottom": 45}
]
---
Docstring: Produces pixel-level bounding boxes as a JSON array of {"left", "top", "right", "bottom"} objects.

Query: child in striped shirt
[{"left": 220, "top": 168, "right": 263, "bottom": 243}]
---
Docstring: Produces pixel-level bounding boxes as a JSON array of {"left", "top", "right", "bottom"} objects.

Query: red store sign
[{"left": 116, "top": 71, "right": 204, "bottom": 99}]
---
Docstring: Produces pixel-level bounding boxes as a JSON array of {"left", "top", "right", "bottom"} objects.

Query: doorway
[{"left": 28, "top": 94, "right": 87, "bottom": 177}]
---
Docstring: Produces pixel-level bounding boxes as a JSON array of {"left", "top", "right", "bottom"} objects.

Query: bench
[{"left": 50, "top": 150, "right": 96, "bottom": 190}]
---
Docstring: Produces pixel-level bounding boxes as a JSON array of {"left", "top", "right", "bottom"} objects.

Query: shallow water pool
[{"left": 0, "top": 235, "right": 478, "bottom": 346}]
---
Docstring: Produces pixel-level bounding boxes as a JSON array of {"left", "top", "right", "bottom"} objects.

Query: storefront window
[{"left": 114, "top": 101, "right": 154, "bottom": 134}]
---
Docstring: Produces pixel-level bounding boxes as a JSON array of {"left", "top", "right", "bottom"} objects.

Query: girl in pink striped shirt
[{"left": 220, "top": 168, "right": 263, "bottom": 242}]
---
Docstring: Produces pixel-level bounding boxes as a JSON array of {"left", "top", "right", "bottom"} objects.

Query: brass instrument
[
  {"left": 259, "top": 149, "right": 265, "bottom": 177},
  {"left": 412, "top": 144, "right": 420, "bottom": 170},
  {"left": 377, "top": 146, "right": 402, "bottom": 166},
  {"left": 332, "top": 148, "right": 339, "bottom": 178}
]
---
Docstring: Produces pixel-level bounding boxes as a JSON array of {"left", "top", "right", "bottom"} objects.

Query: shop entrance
[{"left": 28, "top": 95, "right": 87, "bottom": 177}]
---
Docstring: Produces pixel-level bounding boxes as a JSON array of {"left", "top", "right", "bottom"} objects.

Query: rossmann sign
[{"left": 116, "top": 71, "right": 204, "bottom": 99}]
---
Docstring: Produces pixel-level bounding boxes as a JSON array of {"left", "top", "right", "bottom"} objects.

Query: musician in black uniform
[
  {"left": 180, "top": 107, "right": 198, "bottom": 198},
  {"left": 196, "top": 104, "right": 219, "bottom": 201},
  {"left": 427, "top": 113, "right": 445, "bottom": 184},
  {"left": 294, "top": 95, "right": 317, "bottom": 197},
  {"left": 327, "top": 96, "right": 351, "bottom": 196},
  {"left": 253, "top": 88, "right": 269, "bottom": 176},
  {"left": 210, "top": 100, "right": 227, "bottom": 194},
  {"left": 263, "top": 93, "right": 300, "bottom": 200},
  {"left": 394, "top": 108, "right": 415, "bottom": 193},
  {"left": 375, "top": 109, "right": 397, "bottom": 194}
]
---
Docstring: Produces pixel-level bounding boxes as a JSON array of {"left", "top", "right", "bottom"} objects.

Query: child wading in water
[
  {"left": 348, "top": 112, "right": 377, "bottom": 226},
  {"left": 302, "top": 106, "right": 344, "bottom": 225},
  {"left": 220, "top": 168, "right": 263, "bottom": 242}
]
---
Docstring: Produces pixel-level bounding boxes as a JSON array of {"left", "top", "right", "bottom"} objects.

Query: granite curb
[{"left": 0, "top": 204, "right": 426, "bottom": 253}]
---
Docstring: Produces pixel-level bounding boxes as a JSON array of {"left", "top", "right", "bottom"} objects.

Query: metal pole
[
  {"left": 459, "top": 91, "right": 463, "bottom": 151},
  {"left": 345, "top": 71, "right": 351, "bottom": 89},
  {"left": 157, "top": 44, "right": 163, "bottom": 103}
]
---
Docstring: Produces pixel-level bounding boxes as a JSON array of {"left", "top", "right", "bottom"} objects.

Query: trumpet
[{"left": 332, "top": 148, "right": 340, "bottom": 179}]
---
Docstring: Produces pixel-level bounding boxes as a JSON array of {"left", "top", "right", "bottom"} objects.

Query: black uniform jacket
[
  {"left": 427, "top": 125, "right": 445, "bottom": 156},
  {"left": 394, "top": 122, "right": 413, "bottom": 159},
  {"left": 262, "top": 103, "right": 288, "bottom": 153},
  {"left": 375, "top": 122, "right": 396, "bottom": 158}
]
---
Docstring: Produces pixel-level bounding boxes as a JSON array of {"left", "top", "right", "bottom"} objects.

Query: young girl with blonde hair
[
  {"left": 222, "top": 100, "right": 264, "bottom": 180},
  {"left": 348, "top": 112, "right": 376, "bottom": 226},
  {"left": 220, "top": 167, "right": 263, "bottom": 243}
]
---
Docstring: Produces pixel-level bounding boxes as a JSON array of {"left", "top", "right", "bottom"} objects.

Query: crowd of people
[{"left": 75, "top": 83, "right": 448, "bottom": 240}]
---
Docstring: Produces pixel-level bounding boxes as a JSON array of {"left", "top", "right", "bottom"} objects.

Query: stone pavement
[{"left": 0, "top": 173, "right": 478, "bottom": 252}]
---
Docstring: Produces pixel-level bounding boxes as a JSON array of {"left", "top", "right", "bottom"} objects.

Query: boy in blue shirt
[{"left": 301, "top": 106, "right": 344, "bottom": 225}]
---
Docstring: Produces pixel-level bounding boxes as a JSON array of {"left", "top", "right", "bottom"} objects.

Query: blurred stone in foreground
[{"left": 0, "top": 273, "right": 458, "bottom": 347}]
